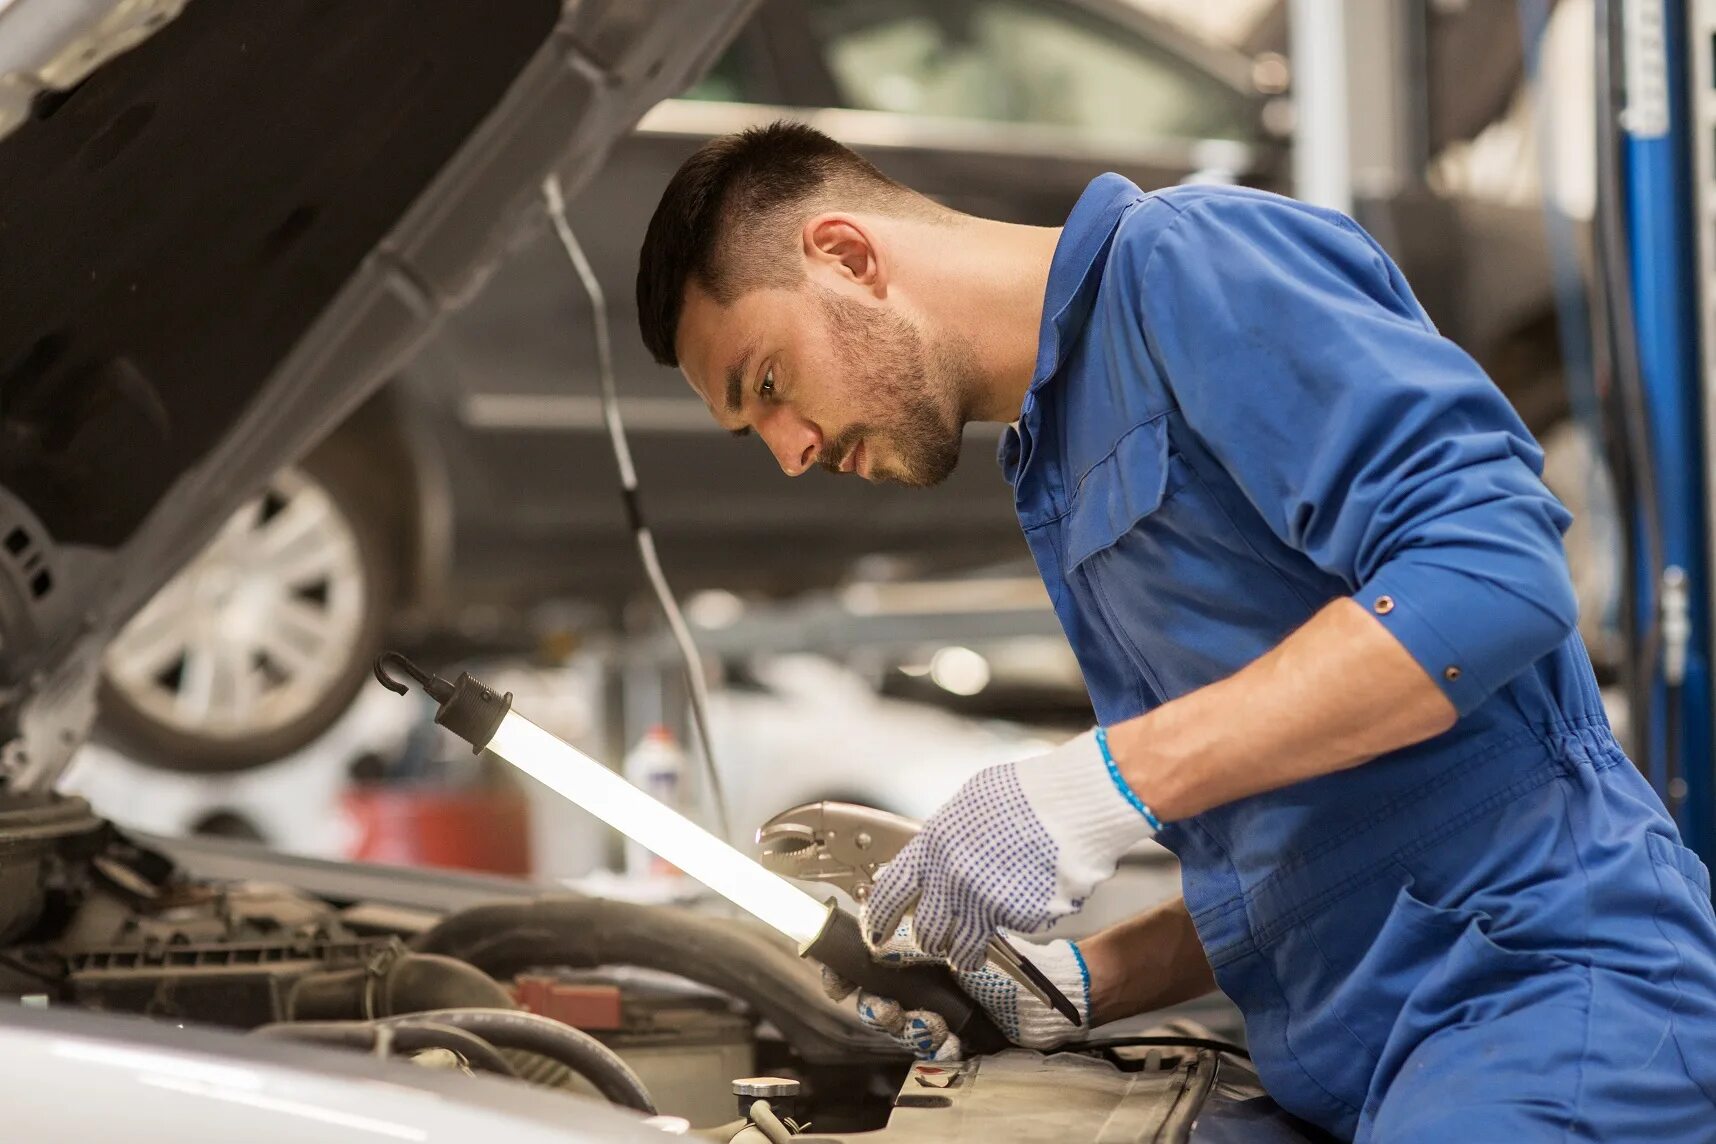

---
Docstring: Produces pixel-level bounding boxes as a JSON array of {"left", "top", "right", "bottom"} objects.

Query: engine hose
[
  {"left": 747, "top": 1100, "right": 798, "bottom": 1143},
  {"left": 411, "top": 897, "right": 903, "bottom": 1065},
  {"left": 288, "top": 948, "right": 518, "bottom": 1022},
  {"left": 375, "top": 1007, "right": 656, "bottom": 1115},
  {"left": 500, "top": 1047, "right": 576, "bottom": 1089},
  {"left": 252, "top": 1019, "right": 518, "bottom": 1080}
]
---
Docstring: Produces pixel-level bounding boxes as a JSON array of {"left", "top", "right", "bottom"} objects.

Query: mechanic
[{"left": 634, "top": 123, "right": 1716, "bottom": 1141}]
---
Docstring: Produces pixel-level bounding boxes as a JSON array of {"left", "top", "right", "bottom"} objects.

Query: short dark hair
[{"left": 636, "top": 120, "right": 936, "bottom": 368}]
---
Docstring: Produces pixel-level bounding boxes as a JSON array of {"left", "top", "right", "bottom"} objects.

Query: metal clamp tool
[{"left": 757, "top": 800, "right": 1083, "bottom": 1028}]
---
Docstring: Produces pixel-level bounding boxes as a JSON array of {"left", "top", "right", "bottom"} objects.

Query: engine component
[
  {"left": 47, "top": 836, "right": 346, "bottom": 954},
  {"left": 371, "top": 1007, "right": 656, "bottom": 1115},
  {"left": 61, "top": 935, "right": 518, "bottom": 1030},
  {"left": 821, "top": 1043, "right": 1332, "bottom": 1143},
  {"left": 253, "top": 1018, "right": 519, "bottom": 1080},
  {"left": 0, "top": 793, "right": 106, "bottom": 945},
  {"left": 413, "top": 897, "right": 901, "bottom": 1065},
  {"left": 733, "top": 1076, "right": 802, "bottom": 1122},
  {"left": 745, "top": 1100, "right": 803, "bottom": 1144},
  {"left": 522, "top": 982, "right": 756, "bottom": 1128},
  {"left": 708, "top": 1095, "right": 807, "bottom": 1144},
  {"left": 64, "top": 936, "right": 391, "bottom": 1027},
  {"left": 286, "top": 947, "right": 516, "bottom": 1019}
]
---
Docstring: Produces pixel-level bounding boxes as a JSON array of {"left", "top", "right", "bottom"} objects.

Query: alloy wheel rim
[{"left": 104, "top": 467, "right": 368, "bottom": 742}]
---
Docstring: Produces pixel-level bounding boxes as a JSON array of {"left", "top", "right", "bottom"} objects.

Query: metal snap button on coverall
[{"left": 1001, "top": 176, "right": 1716, "bottom": 1141}]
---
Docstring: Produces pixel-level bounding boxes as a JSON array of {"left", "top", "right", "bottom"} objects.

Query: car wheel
[{"left": 97, "top": 438, "right": 399, "bottom": 774}]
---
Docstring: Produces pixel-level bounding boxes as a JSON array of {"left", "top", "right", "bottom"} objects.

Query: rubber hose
[
  {"left": 412, "top": 897, "right": 902, "bottom": 1065},
  {"left": 748, "top": 1100, "right": 797, "bottom": 1144},
  {"left": 252, "top": 1019, "right": 518, "bottom": 1079},
  {"left": 375, "top": 1007, "right": 656, "bottom": 1115},
  {"left": 499, "top": 1047, "right": 575, "bottom": 1089},
  {"left": 288, "top": 949, "right": 518, "bottom": 1021}
]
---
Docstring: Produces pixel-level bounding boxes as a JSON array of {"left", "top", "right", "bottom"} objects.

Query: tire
[{"left": 96, "top": 433, "right": 400, "bottom": 774}]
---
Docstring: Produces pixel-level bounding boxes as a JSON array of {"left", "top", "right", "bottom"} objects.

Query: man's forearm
[
  {"left": 1108, "top": 598, "right": 1457, "bottom": 823},
  {"left": 1080, "top": 896, "right": 1216, "bottom": 1025}
]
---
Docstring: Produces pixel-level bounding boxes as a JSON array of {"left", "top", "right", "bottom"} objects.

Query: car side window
[{"left": 806, "top": 0, "right": 1254, "bottom": 143}]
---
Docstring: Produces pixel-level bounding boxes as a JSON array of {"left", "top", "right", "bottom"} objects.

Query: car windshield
[{"left": 806, "top": 0, "right": 1258, "bottom": 143}]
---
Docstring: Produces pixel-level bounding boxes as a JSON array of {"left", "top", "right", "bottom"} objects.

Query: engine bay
[{"left": 0, "top": 790, "right": 1318, "bottom": 1141}]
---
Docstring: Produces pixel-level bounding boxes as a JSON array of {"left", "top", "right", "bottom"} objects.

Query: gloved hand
[
  {"left": 822, "top": 920, "right": 1091, "bottom": 1060},
  {"left": 863, "top": 729, "right": 1158, "bottom": 970}
]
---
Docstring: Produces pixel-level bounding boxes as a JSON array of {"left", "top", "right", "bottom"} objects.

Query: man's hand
[
  {"left": 823, "top": 921, "right": 1090, "bottom": 1060},
  {"left": 863, "top": 731, "right": 1157, "bottom": 970}
]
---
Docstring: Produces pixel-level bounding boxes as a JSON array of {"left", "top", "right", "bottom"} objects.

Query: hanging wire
[
  {"left": 541, "top": 174, "right": 731, "bottom": 843},
  {"left": 1517, "top": 0, "right": 1626, "bottom": 654},
  {"left": 1590, "top": 0, "right": 1667, "bottom": 777}
]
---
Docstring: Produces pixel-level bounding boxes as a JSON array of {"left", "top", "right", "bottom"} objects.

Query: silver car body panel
[{"left": 0, "top": 1002, "right": 669, "bottom": 1142}]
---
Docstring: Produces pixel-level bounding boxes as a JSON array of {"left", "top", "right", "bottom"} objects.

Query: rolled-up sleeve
[{"left": 1134, "top": 195, "right": 1576, "bottom": 715}]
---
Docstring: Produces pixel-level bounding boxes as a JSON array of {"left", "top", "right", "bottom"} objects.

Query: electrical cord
[
  {"left": 1066, "top": 1034, "right": 1252, "bottom": 1061},
  {"left": 1518, "top": 0, "right": 1604, "bottom": 441},
  {"left": 541, "top": 175, "right": 731, "bottom": 843},
  {"left": 1593, "top": 0, "right": 1668, "bottom": 782},
  {"left": 1518, "top": 0, "right": 1622, "bottom": 663},
  {"left": 1592, "top": 0, "right": 1646, "bottom": 747}
]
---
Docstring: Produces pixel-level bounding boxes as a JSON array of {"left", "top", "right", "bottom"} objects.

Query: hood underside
[{"left": 0, "top": 0, "right": 756, "bottom": 789}]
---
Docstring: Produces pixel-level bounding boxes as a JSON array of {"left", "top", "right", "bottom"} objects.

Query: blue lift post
[{"left": 1621, "top": 0, "right": 1713, "bottom": 859}]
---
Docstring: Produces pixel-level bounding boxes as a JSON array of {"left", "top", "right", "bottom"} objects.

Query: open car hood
[{"left": 0, "top": 0, "right": 757, "bottom": 790}]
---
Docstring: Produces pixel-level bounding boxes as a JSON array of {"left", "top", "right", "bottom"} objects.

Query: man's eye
[{"left": 759, "top": 368, "right": 777, "bottom": 399}]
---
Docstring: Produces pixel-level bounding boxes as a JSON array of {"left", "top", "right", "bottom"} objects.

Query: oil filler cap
[{"left": 733, "top": 1077, "right": 802, "bottom": 1099}]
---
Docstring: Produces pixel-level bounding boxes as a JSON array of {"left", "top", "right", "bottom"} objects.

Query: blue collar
[
  {"left": 1028, "top": 173, "right": 1143, "bottom": 395},
  {"left": 1000, "top": 174, "right": 1142, "bottom": 487}
]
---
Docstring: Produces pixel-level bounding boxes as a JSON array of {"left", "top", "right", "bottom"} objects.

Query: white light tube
[{"left": 486, "top": 712, "right": 831, "bottom": 946}]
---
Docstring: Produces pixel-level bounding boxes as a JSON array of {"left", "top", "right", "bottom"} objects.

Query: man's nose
[{"left": 759, "top": 409, "right": 822, "bottom": 476}]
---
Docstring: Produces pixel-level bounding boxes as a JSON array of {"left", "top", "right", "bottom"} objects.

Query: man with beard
[{"left": 635, "top": 123, "right": 1716, "bottom": 1141}]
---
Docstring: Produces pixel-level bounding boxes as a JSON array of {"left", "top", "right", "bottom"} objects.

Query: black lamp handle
[{"left": 803, "top": 905, "right": 1010, "bottom": 1055}]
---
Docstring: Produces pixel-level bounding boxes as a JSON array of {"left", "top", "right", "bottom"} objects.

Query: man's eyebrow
[{"left": 724, "top": 345, "right": 755, "bottom": 415}]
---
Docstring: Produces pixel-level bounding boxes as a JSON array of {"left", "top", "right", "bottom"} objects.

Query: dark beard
[{"left": 815, "top": 290, "right": 964, "bottom": 487}]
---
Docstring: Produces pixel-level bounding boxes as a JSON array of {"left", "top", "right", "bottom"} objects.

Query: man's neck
[{"left": 905, "top": 216, "right": 1062, "bottom": 424}]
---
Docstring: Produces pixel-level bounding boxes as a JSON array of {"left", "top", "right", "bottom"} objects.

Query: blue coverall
[{"left": 1004, "top": 175, "right": 1716, "bottom": 1140}]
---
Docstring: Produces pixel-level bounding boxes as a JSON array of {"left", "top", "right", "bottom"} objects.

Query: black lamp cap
[{"left": 374, "top": 652, "right": 512, "bottom": 753}]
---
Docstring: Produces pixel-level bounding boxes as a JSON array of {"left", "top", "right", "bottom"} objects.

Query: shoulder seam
[
  {"left": 1134, "top": 196, "right": 1210, "bottom": 293},
  {"left": 1134, "top": 194, "right": 1359, "bottom": 288}
]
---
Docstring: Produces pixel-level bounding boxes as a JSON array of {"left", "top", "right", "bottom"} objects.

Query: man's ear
[{"left": 804, "top": 213, "right": 886, "bottom": 296}]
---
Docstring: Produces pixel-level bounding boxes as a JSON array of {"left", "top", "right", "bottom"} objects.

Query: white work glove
[
  {"left": 864, "top": 729, "right": 1158, "bottom": 970},
  {"left": 822, "top": 921, "right": 1091, "bottom": 1060}
]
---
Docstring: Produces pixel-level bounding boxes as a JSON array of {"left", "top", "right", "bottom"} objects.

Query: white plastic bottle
[{"left": 621, "top": 725, "right": 687, "bottom": 881}]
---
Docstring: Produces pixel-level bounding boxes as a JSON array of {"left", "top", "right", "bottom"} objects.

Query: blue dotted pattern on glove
[
  {"left": 956, "top": 965, "right": 1022, "bottom": 1040},
  {"left": 868, "top": 763, "right": 1061, "bottom": 970},
  {"left": 902, "top": 1013, "right": 939, "bottom": 1056}
]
